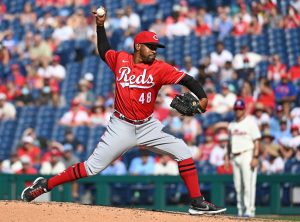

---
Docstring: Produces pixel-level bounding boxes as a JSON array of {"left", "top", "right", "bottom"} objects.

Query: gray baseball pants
[{"left": 84, "top": 114, "right": 192, "bottom": 175}]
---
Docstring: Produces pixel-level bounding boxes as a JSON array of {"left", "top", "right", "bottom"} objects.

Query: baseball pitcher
[{"left": 21, "top": 8, "right": 226, "bottom": 215}]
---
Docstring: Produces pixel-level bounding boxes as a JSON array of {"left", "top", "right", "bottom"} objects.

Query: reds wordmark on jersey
[{"left": 105, "top": 50, "right": 186, "bottom": 120}]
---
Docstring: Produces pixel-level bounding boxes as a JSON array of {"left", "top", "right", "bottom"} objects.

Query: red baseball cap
[{"left": 134, "top": 31, "right": 165, "bottom": 48}]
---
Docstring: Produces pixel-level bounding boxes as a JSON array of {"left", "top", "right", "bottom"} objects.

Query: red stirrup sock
[
  {"left": 48, "top": 162, "right": 88, "bottom": 190},
  {"left": 178, "top": 157, "right": 201, "bottom": 198}
]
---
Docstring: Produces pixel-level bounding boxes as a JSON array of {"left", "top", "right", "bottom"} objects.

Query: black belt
[
  {"left": 232, "top": 150, "right": 250, "bottom": 157},
  {"left": 114, "top": 111, "right": 152, "bottom": 125}
]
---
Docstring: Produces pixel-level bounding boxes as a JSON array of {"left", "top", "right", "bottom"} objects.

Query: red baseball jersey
[{"left": 105, "top": 50, "right": 186, "bottom": 120}]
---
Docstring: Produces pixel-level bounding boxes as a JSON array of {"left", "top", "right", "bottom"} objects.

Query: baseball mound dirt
[{"left": 0, "top": 201, "right": 284, "bottom": 222}]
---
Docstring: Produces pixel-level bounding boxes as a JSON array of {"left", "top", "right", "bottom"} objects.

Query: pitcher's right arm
[{"left": 93, "top": 9, "right": 111, "bottom": 61}]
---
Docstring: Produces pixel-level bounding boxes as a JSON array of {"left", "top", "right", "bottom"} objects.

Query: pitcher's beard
[{"left": 142, "top": 55, "right": 155, "bottom": 64}]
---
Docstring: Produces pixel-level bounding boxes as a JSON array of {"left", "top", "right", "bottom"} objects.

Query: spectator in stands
[
  {"left": 184, "top": 133, "right": 199, "bottom": 160},
  {"left": 211, "top": 82, "right": 237, "bottom": 114},
  {"left": 41, "top": 141, "right": 64, "bottom": 163},
  {"left": 22, "top": 127, "right": 46, "bottom": 150},
  {"left": 182, "top": 116, "right": 202, "bottom": 142},
  {"left": 279, "top": 142, "right": 295, "bottom": 163},
  {"left": 219, "top": 61, "right": 236, "bottom": 83},
  {"left": 270, "top": 105, "right": 289, "bottom": 134},
  {"left": 267, "top": 54, "right": 287, "bottom": 83},
  {"left": 153, "top": 93, "right": 170, "bottom": 122},
  {"left": 40, "top": 149, "right": 65, "bottom": 175},
  {"left": 1, "top": 153, "right": 22, "bottom": 174},
  {"left": 291, "top": 107, "right": 300, "bottom": 128},
  {"left": 233, "top": 45, "right": 262, "bottom": 81},
  {"left": 289, "top": 55, "right": 300, "bottom": 82},
  {"left": 232, "top": 14, "right": 249, "bottom": 36},
  {"left": 284, "top": 145, "right": 300, "bottom": 174},
  {"left": 17, "top": 136, "right": 41, "bottom": 166},
  {"left": 108, "top": 9, "right": 125, "bottom": 32},
  {"left": 36, "top": 11, "right": 57, "bottom": 32},
  {"left": 122, "top": 26, "right": 137, "bottom": 53},
  {"left": 62, "top": 129, "right": 85, "bottom": 160},
  {"left": 287, "top": 125, "right": 300, "bottom": 150},
  {"left": 274, "top": 74, "right": 297, "bottom": 107},
  {"left": 154, "top": 154, "right": 179, "bottom": 175},
  {"left": 149, "top": 14, "right": 167, "bottom": 37},
  {"left": 253, "top": 103, "right": 270, "bottom": 128},
  {"left": 120, "top": 6, "right": 141, "bottom": 31},
  {"left": 209, "top": 133, "right": 229, "bottom": 167},
  {"left": 2, "top": 30, "right": 17, "bottom": 54},
  {"left": 239, "top": 81, "right": 255, "bottom": 114},
  {"left": 25, "top": 63, "right": 44, "bottom": 90},
  {"left": 260, "top": 129, "right": 282, "bottom": 173},
  {"left": 210, "top": 41, "right": 233, "bottom": 70},
  {"left": 0, "top": 41, "right": 10, "bottom": 65},
  {"left": 70, "top": 9, "right": 91, "bottom": 41},
  {"left": 52, "top": 16, "right": 75, "bottom": 45},
  {"left": 0, "top": 0, "right": 6, "bottom": 15},
  {"left": 184, "top": 7, "right": 197, "bottom": 30},
  {"left": 0, "top": 92, "right": 16, "bottom": 120},
  {"left": 194, "top": 15, "right": 211, "bottom": 36},
  {"left": 9, "top": 64, "right": 26, "bottom": 90},
  {"left": 274, "top": 117, "right": 292, "bottom": 144},
  {"left": 89, "top": 102, "right": 111, "bottom": 126},
  {"left": 248, "top": 16, "right": 263, "bottom": 35},
  {"left": 196, "top": 128, "right": 216, "bottom": 162},
  {"left": 213, "top": 12, "right": 233, "bottom": 40},
  {"left": 266, "top": 7, "right": 283, "bottom": 28},
  {"left": 198, "top": 7, "right": 213, "bottom": 29},
  {"left": 74, "top": 79, "right": 95, "bottom": 107},
  {"left": 129, "top": 150, "right": 155, "bottom": 175},
  {"left": 20, "top": 2, "right": 37, "bottom": 30},
  {"left": 59, "top": 99, "right": 90, "bottom": 127},
  {"left": 163, "top": 110, "right": 183, "bottom": 138},
  {"left": 101, "top": 158, "right": 127, "bottom": 175},
  {"left": 256, "top": 77, "right": 276, "bottom": 110},
  {"left": 181, "top": 56, "right": 198, "bottom": 78},
  {"left": 261, "top": 148, "right": 284, "bottom": 174},
  {"left": 17, "top": 32, "right": 33, "bottom": 59},
  {"left": 2, "top": 81, "right": 18, "bottom": 101},
  {"left": 29, "top": 33, "right": 53, "bottom": 63},
  {"left": 166, "top": 9, "right": 191, "bottom": 37},
  {"left": 37, "top": 77, "right": 61, "bottom": 106},
  {"left": 15, "top": 83, "right": 35, "bottom": 106},
  {"left": 48, "top": 55, "right": 66, "bottom": 81},
  {"left": 61, "top": 144, "right": 80, "bottom": 168},
  {"left": 283, "top": 6, "right": 300, "bottom": 29},
  {"left": 83, "top": 72, "right": 94, "bottom": 89},
  {"left": 217, "top": 155, "right": 233, "bottom": 174},
  {"left": 16, "top": 155, "right": 37, "bottom": 175}
]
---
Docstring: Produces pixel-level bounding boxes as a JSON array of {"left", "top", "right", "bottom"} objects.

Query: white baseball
[{"left": 96, "top": 7, "right": 105, "bottom": 16}]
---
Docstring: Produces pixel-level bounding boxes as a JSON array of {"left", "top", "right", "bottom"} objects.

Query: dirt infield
[{"left": 0, "top": 201, "right": 286, "bottom": 222}]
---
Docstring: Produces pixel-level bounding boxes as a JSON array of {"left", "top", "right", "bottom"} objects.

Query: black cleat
[
  {"left": 21, "top": 177, "right": 50, "bottom": 202},
  {"left": 189, "top": 196, "right": 227, "bottom": 215}
]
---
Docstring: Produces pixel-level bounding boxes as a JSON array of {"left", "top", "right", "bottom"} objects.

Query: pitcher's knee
[{"left": 84, "top": 160, "right": 106, "bottom": 176}]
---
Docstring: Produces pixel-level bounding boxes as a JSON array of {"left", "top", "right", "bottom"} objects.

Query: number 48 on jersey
[{"left": 139, "top": 92, "right": 152, "bottom": 104}]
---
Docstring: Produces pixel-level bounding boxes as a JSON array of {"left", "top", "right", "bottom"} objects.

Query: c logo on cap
[{"left": 153, "top": 34, "right": 158, "bottom": 40}]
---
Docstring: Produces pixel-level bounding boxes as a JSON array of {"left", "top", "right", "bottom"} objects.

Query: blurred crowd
[{"left": 1, "top": 0, "right": 300, "bottom": 181}]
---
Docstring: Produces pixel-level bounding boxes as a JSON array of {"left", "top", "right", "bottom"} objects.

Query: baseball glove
[{"left": 170, "top": 92, "right": 204, "bottom": 116}]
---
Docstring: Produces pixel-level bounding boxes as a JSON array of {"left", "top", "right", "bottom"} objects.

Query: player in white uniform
[{"left": 227, "top": 99, "right": 261, "bottom": 217}]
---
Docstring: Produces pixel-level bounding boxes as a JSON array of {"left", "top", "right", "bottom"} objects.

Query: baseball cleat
[
  {"left": 21, "top": 177, "right": 50, "bottom": 202},
  {"left": 189, "top": 196, "right": 227, "bottom": 215}
]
